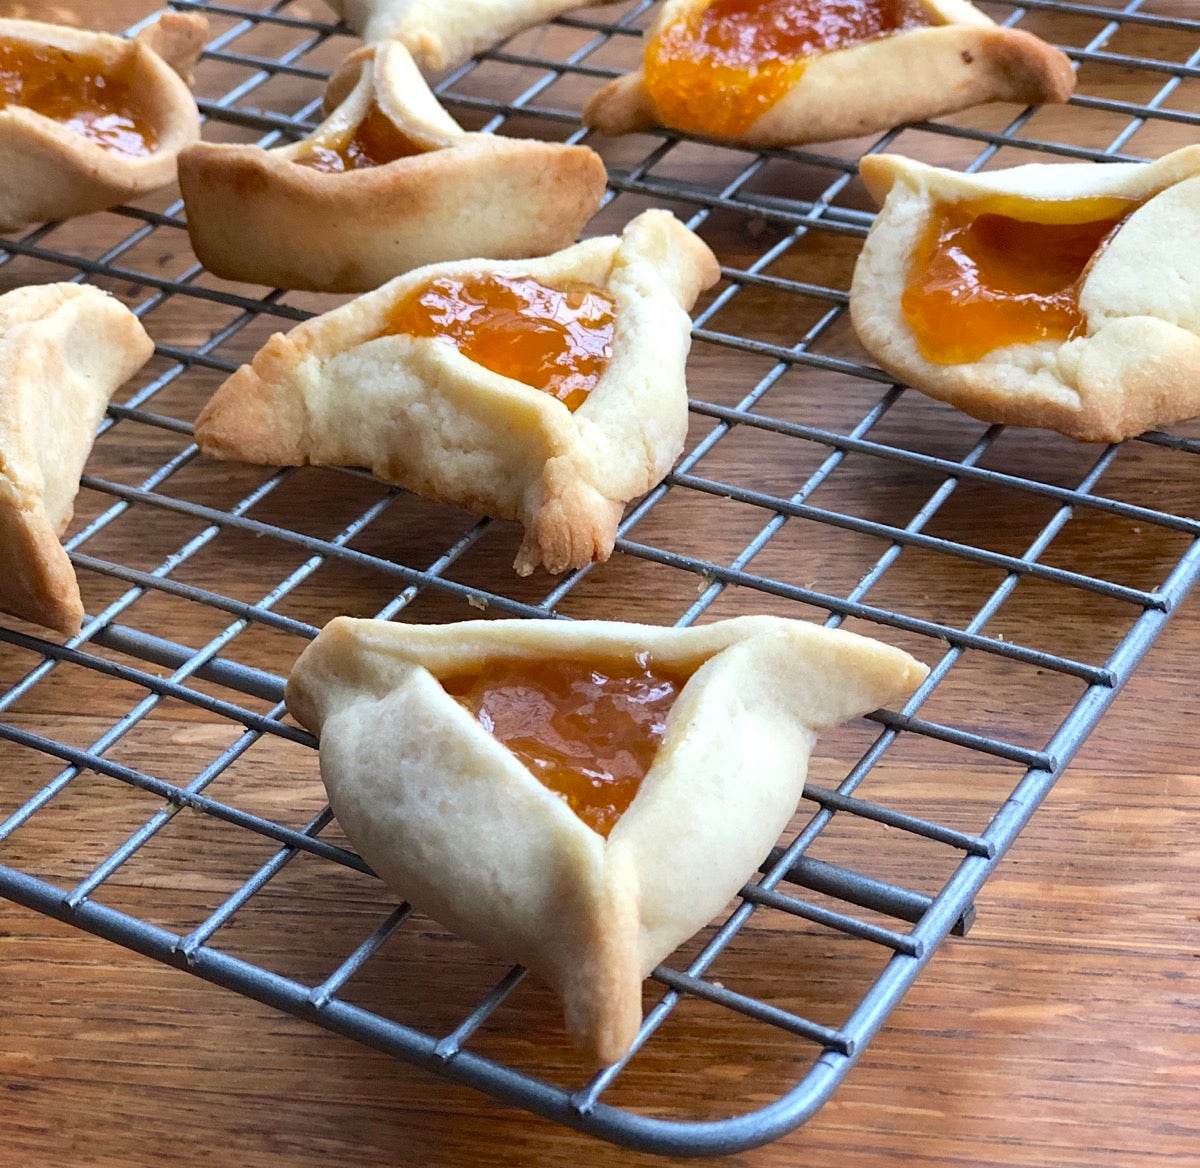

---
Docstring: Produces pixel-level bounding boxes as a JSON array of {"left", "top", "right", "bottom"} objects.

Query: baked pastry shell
[
  {"left": 0, "top": 284, "right": 154, "bottom": 634},
  {"left": 850, "top": 146, "right": 1200, "bottom": 442},
  {"left": 583, "top": 0, "right": 1074, "bottom": 146},
  {"left": 326, "top": 0, "right": 623, "bottom": 71},
  {"left": 0, "top": 15, "right": 205, "bottom": 232},
  {"left": 285, "top": 614, "right": 930, "bottom": 1063},
  {"left": 178, "top": 42, "right": 606, "bottom": 293},
  {"left": 193, "top": 209, "right": 719, "bottom": 574}
]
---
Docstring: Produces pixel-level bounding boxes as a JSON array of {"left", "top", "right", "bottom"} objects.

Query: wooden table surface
[{"left": 1, "top": 1, "right": 1198, "bottom": 1165}]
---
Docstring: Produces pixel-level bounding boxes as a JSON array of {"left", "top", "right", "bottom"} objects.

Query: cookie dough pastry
[
  {"left": 194, "top": 209, "right": 719, "bottom": 574},
  {"left": 850, "top": 146, "right": 1200, "bottom": 442},
  {"left": 0, "top": 12, "right": 206, "bottom": 232},
  {"left": 0, "top": 284, "right": 154, "bottom": 635},
  {"left": 584, "top": 0, "right": 1074, "bottom": 146},
  {"left": 178, "top": 41, "right": 606, "bottom": 294},
  {"left": 326, "top": 0, "right": 623, "bottom": 71},
  {"left": 286, "top": 614, "right": 929, "bottom": 1063}
]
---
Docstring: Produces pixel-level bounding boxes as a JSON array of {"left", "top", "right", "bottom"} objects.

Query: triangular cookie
[
  {"left": 0, "top": 284, "right": 154, "bottom": 634},
  {"left": 584, "top": 0, "right": 1074, "bottom": 146},
  {"left": 326, "top": 0, "right": 623, "bottom": 71},
  {"left": 850, "top": 146, "right": 1200, "bottom": 442},
  {"left": 285, "top": 615, "right": 929, "bottom": 1063},
  {"left": 193, "top": 209, "right": 719, "bottom": 574},
  {"left": 179, "top": 41, "right": 605, "bottom": 294},
  {"left": 0, "top": 13, "right": 205, "bottom": 232}
]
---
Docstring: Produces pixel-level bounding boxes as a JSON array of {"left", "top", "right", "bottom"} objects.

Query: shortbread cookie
[
  {"left": 584, "top": 0, "right": 1074, "bottom": 146},
  {"left": 0, "top": 284, "right": 154, "bottom": 635},
  {"left": 326, "top": 0, "right": 622, "bottom": 71},
  {"left": 178, "top": 41, "right": 606, "bottom": 293},
  {"left": 286, "top": 614, "right": 929, "bottom": 1063},
  {"left": 0, "top": 13, "right": 206, "bottom": 232},
  {"left": 850, "top": 146, "right": 1200, "bottom": 442},
  {"left": 194, "top": 209, "right": 719, "bottom": 574}
]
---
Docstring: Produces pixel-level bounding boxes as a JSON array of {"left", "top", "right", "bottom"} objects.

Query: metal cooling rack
[{"left": 1, "top": 0, "right": 1199, "bottom": 1156}]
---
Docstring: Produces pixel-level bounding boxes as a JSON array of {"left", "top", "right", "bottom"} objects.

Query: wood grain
[{"left": 0, "top": 1, "right": 1198, "bottom": 1165}]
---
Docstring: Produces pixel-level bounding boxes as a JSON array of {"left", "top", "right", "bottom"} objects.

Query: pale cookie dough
[
  {"left": 178, "top": 41, "right": 606, "bottom": 293},
  {"left": 584, "top": 0, "right": 1074, "bottom": 146},
  {"left": 326, "top": 0, "right": 623, "bottom": 71},
  {"left": 0, "top": 13, "right": 206, "bottom": 232},
  {"left": 193, "top": 209, "right": 719, "bottom": 575},
  {"left": 850, "top": 146, "right": 1200, "bottom": 442},
  {"left": 285, "top": 614, "right": 929, "bottom": 1063},
  {"left": 0, "top": 284, "right": 154, "bottom": 635}
]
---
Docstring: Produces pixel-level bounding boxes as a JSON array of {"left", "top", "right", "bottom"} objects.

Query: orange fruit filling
[
  {"left": 293, "top": 104, "right": 424, "bottom": 172},
  {"left": 644, "top": 0, "right": 929, "bottom": 138},
  {"left": 0, "top": 37, "right": 157, "bottom": 156},
  {"left": 444, "top": 656, "right": 689, "bottom": 838},
  {"left": 383, "top": 273, "right": 616, "bottom": 410},
  {"left": 901, "top": 194, "right": 1137, "bottom": 365}
]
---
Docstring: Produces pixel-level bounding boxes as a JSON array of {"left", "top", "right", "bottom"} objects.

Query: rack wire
[{"left": 1, "top": 0, "right": 1198, "bottom": 1155}]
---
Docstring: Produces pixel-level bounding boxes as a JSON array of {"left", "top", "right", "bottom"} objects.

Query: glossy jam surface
[
  {"left": 644, "top": 0, "right": 929, "bottom": 137},
  {"left": 294, "top": 104, "right": 424, "bottom": 173},
  {"left": 901, "top": 194, "right": 1136, "bottom": 365},
  {"left": 384, "top": 273, "right": 615, "bottom": 409},
  {"left": 444, "top": 656, "right": 688, "bottom": 838},
  {"left": 0, "top": 37, "right": 157, "bottom": 155}
]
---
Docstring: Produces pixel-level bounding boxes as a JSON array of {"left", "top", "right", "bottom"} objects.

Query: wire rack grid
[{"left": 1, "top": 0, "right": 1198, "bottom": 1156}]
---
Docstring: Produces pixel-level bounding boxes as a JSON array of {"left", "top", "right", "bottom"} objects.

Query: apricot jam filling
[
  {"left": 0, "top": 38, "right": 157, "bottom": 156},
  {"left": 901, "top": 194, "right": 1138, "bottom": 365},
  {"left": 294, "top": 104, "right": 425, "bottom": 173},
  {"left": 383, "top": 273, "right": 616, "bottom": 410},
  {"left": 644, "top": 0, "right": 929, "bottom": 138},
  {"left": 444, "top": 656, "right": 689, "bottom": 838}
]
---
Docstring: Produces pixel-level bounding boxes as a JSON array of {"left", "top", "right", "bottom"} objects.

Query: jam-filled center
[
  {"left": 0, "top": 38, "right": 157, "bottom": 156},
  {"left": 644, "top": 0, "right": 930, "bottom": 137},
  {"left": 383, "top": 273, "right": 616, "bottom": 410},
  {"left": 444, "top": 656, "right": 688, "bottom": 838},
  {"left": 294, "top": 104, "right": 425, "bottom": 173},
  {"left": 901, "top": 194, "right": 1137, "bottom": 365}
]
